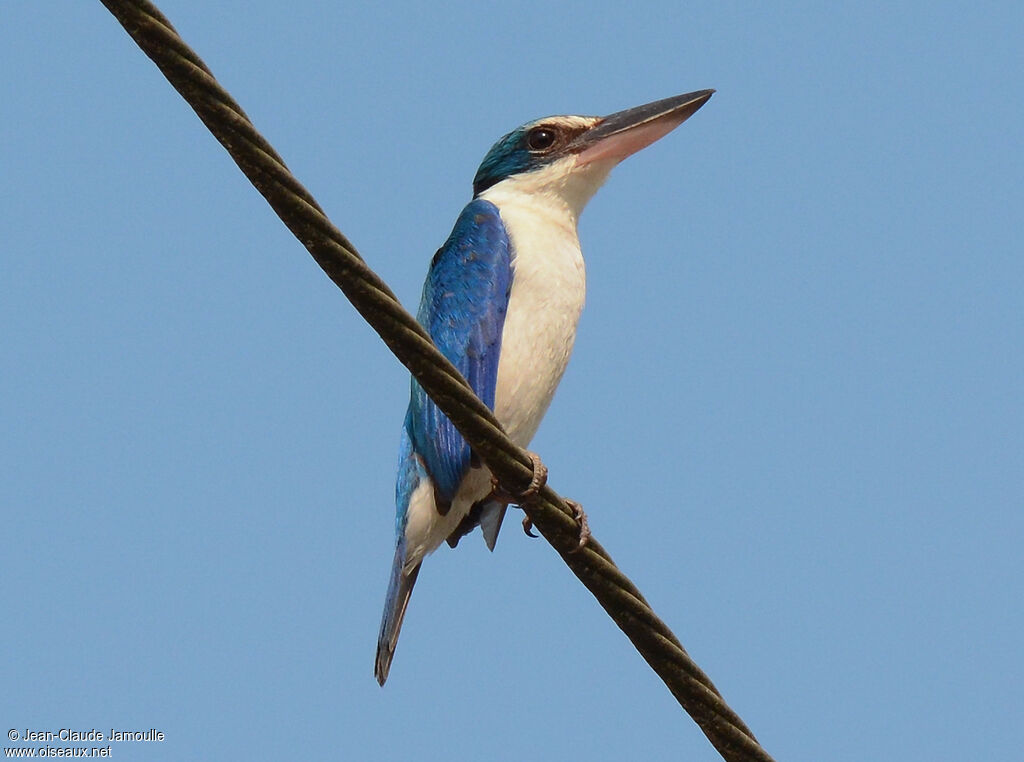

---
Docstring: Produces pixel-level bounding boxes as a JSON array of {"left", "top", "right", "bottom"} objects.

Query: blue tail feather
[{"left": 375, "top": 539, "right": 421, "bottom": 686}]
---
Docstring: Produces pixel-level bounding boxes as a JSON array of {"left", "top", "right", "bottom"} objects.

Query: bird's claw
[
  {"left": 565, "top": 499, "right": 590, "bottom": 553},
  {"left": 521, "top": 515, "right": 539, "bottom": 538}
]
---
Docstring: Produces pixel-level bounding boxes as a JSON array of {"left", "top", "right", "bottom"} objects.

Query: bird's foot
[
  {"left": 488, "top": 453, "right": 587, "bottom": 550},
  {"left": 522, "top": 498, "right": 590, "bottom": 552},
  {"left": 489, "top": 451, "right": 548, "bottom": 505},
  {"left": 564, "top": 499, "right": 591, "bottom": 553},
  {"left": 488, "top": 452, "right": 547, "bottom": 540}
]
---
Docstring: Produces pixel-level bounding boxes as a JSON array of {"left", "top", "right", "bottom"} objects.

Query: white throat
[{"left": 482, "top": 154, "right": 617, "bottom": 229}]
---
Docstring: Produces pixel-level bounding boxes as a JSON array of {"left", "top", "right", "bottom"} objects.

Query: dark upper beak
[{"left": 572, "top": 89, "right": 714, "bottom": 165}]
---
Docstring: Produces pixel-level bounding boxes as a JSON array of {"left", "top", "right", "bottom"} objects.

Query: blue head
[{"left": 472, "top": 89, "right": 714, "bottom": 203}]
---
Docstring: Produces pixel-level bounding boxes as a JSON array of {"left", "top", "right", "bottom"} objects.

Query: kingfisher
[{"left": 375, "top": 89, "right": 713, "bottom": 685}]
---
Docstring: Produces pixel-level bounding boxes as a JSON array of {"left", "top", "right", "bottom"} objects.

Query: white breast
[{"left": 480, "top": 184, "right": 587, "bottom": 446}]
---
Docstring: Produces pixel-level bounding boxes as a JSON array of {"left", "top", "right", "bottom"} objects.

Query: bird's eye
[{"left": 526, "top": 127, "right": 557, "bottom": 151}]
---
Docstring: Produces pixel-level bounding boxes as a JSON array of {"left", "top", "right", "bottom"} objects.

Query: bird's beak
[{"left": 573, "top": 89, "right": 714, "bottom": 166}]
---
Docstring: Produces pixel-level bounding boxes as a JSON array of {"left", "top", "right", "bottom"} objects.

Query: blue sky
[{"left": 2, "top": 2, "right": 1021, "bottom": 760}]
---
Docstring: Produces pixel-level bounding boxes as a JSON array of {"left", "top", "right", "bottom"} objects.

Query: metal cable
[{"left": 98, "top": 2, "right": 775, "bottom": 759}]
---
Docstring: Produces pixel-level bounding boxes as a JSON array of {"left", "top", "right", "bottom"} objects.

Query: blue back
[{"left": 399, "top": 198, "right": 512, "bottom": 522}]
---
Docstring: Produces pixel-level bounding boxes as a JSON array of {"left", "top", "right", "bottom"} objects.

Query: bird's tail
[{"left": 375, "top": 541, "right": 421, "bottom": 685}]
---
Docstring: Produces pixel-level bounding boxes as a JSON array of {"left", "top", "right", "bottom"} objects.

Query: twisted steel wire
[{"left": 98, "top": 2, "right": 775, "bottom": 759}]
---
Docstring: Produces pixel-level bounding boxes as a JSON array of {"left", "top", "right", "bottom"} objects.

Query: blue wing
[{"left": 405, "top": 198, "right": 512, "bottom": 513}]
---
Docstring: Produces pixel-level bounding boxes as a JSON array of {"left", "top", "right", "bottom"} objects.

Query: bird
[{"left": 375, "top": 89, "right": 713, "bottom": 685}]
